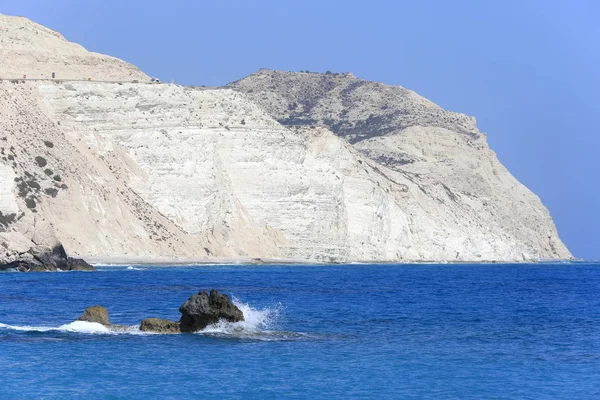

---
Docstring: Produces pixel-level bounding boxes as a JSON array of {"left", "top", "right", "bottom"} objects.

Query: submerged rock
[
  {"left": 77, "top": 305, "right": 110, "bottom": 325},
  {"left": 139, "top": 318, "right": 180, "bottom": 334},
  {"left": 179, "top": 289, "right": 244, "bottom": 332}
]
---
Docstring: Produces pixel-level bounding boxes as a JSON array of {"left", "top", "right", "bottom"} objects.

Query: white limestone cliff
[
  {"left": 230, "top": 69, "right": 571, "bottom": 261},
  {"left": 0, "top": 15, "right": 571, "bottom": 264}
]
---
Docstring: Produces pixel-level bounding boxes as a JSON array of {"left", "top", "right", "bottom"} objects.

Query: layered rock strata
[{"left": 230, "top": 69, "right": 571, "bottom": 261}]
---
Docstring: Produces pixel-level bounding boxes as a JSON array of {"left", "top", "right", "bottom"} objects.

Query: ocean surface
[{"left": 1, "top": 263, "right": 599, "bottom": 399}]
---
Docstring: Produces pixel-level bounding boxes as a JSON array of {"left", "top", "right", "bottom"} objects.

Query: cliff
[{"left": 0, "top": 16, "right": 571, "bottom": 265}]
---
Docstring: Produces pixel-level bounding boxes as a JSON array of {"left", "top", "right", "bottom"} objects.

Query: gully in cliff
[{"left": 77, "top": 289, "right": 244, "bottom": 334}]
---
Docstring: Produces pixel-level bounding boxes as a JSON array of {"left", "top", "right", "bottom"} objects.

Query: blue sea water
[{"left": 1, "top": 263, "right": 599, "bottom": 399}]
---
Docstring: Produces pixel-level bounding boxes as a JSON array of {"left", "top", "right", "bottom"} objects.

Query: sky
[{"left": 2, "top": 0, "right": 599, "bottom": 259}]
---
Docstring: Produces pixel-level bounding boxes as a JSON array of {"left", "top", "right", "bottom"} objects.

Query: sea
[{"left": 0, "top": 263, "right": 599, "bottom": 399}]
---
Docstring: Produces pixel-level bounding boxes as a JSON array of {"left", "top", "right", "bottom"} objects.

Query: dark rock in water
[
  {"left": 74, "top": 290, "right": 243, "bottom": 334},
  {"left": 32, "top": 244, "right": 69, "bottom": 270},
  {"left": 0, "top": 244, "right": 96, "bottom": 272},
  {"left": 179, "top": 289, "right": 244, "bottom": 332},
  {"left": 67, "top": 257, "right": 95, "bottom": 271},
  {"left": 78, "top": 305, "right": 110, "bottom": 325},
  {"left": 12, "top": 260, "right": 51, "bottom": 272},
  {"left": 140, "top": 318, "right": 180, "bottom": 334}
]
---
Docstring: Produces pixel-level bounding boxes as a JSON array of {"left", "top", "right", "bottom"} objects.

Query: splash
[
  {"left": 57, "top": 321, "right": 111, "bottom": 333},
  {"left": 195, "top": 298, "right": 303, "bottom": 341}
]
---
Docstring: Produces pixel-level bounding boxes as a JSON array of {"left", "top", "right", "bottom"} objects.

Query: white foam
[
  {"left": 0, "top": 322, "right": 55, "bottom": 332},
  {"left": 0, "top": 321, "right": 145, "bottom": 335},
  {"left": 196, "top": 298, "right": 287, "bottom": 340},
  {"left": 126, "top": 266, "right": 144, "bottom": 270},
  {"left": 57, "top": 321, "right": 111, "bottom": 333}
]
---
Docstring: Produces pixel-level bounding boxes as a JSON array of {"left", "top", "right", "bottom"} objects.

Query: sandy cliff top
[{"left": 0, "top": 14, "right": 148, "bottom": 81}]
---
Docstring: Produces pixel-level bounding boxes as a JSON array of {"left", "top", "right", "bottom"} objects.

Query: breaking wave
[{"left": 195, "top": 298, "right": 305, "bottom": 341}]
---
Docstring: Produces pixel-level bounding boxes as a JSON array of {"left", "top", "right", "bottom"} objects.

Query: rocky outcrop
[
  {"left": 75, "top": 290, "right": 243, "bottom": 333},
  {"left": 139, "top": 318, "right": 180, "bottom": 334},
  {"left": 76, "top": 305, "right": 130, "bottom": 332},
  {"left": 78, "top": 305, "right": 110, "bottom": 325},
  {"left": 140, "top": 289, "right": 243, "bottom": 333},
  {"left": 0, "top": 242, "right": 96, "bottom": 272},
  {"left": 67, "top": 258, "right": 96, "bottom": 271},
  {"left": 0, "top": 15, "right": 572, "bottom": 263},
  {"left": 179, "top": 290, "right": 244, "bottom": 332}
]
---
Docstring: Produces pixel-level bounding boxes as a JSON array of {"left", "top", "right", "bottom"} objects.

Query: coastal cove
[{"left": 1, "top": 263, "right": 599, "bottom": 399}]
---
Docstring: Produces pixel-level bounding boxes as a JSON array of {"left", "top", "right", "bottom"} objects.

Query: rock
[
  {"left": 67, "top": 257, "right": 95, "bottom": 271},
  {"left": 139, "top": 318, "right": 180, "bottom": 334},
  {"left": 30, "top": 244, "right": 69, "bottom": 270},
  {"left": 0, "top": 243, "right": 96, "bottom": 272},
  {"left": 76, "top": 306, "right": 131, "bottom": 331},
  {"left": 179, "top": 289, "right": 244, "bottom": 332},
  {"left": 73, "top": 290, "right": 242, "bottom": 334},
  {"left": 77, "top": 305, "right": 110, "bottom": 325},
  {"left": 15, "top": 260, "right": 51, "bottom": 272}
]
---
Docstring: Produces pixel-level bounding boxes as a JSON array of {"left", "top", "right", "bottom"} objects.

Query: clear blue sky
[{"left": 4, "top": 0, "right": 599, "bottom": 259}]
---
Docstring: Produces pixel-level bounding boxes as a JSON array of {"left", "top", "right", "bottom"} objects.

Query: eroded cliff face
[
  {"left": 0, "top": 80, "right": 207, "bottom": 263},
  {"left": 230, "top": 69, "right": 571, "bottom": 261},
  {"left": 36, "top": 82, "right": 417, "bottom": 261},
  {"left": 0, "top": 15, "right": 571, "bottom": 264}
]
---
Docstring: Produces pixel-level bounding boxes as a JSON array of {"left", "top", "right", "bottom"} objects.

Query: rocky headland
[{"left": 0, "top": 14, "right": 571, "bottom": 267}]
